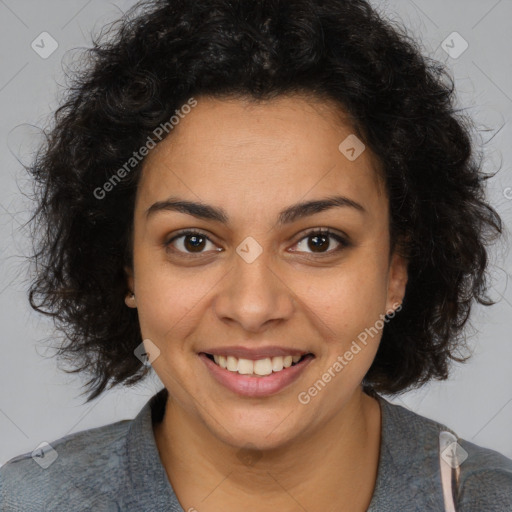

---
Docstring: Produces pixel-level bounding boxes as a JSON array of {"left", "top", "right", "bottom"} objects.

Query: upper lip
[{"left": 200, "top": 346, "right": 313, "bottom": 360}]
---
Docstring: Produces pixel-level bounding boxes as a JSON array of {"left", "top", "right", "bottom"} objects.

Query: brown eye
[
  {"left": 165, "top": 230, "right": 219, "bottom": 255},
  {"left": 291, "top": 229, "right": 349, "bottom": 255}
]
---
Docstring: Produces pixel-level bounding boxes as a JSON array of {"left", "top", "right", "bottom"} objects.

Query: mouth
[
  {"left": 201, "top": 352, "right": 314, "bottom": 377},
  {"left": 198, "top": 351, "right": 315, "bottom": 398}
]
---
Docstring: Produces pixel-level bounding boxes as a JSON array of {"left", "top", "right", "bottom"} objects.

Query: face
[{"left": 125, "top": 94, "right": 408, "bottom": 450}]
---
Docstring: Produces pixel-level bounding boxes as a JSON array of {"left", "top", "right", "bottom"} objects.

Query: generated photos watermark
[{"left": 297, "top": 302, "right": 402, "bottom": 405}]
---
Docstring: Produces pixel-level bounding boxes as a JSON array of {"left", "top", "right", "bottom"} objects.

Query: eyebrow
[{"left": 145, "top": 194, "right": 366, "bottom": 226}]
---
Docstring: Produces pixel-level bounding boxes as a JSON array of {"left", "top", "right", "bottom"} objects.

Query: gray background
[{"left": 0, "top": 0, "right": 511, "bottom": 466}]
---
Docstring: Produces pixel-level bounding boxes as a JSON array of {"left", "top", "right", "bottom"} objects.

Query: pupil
[
  {"left": 309, "top": 234, "right": 328, "bottom": 252},
  {"left": 185, "top": 234, "right": 205, "bottom": 252}
]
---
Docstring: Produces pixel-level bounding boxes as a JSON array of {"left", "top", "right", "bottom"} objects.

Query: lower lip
[{"left": 199, "top": 353, "right": 314, "bottom": 398}]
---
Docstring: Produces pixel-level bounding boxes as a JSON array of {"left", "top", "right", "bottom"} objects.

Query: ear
[
  {"left": 124, "top": 265, "right": 137, "bottom": 308},
  {"left": 385, "top": 250, "right": 408, "bottom": 314}
]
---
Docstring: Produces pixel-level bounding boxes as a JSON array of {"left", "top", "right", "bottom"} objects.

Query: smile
[
  {"left": 199, "top": 352, "right": 315, "bottom": 397},
  {"left": 206, "top": 353, "right": 308, "bottom": 376}
]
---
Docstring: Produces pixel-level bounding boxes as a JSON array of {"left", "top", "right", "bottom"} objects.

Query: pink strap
[{"left": 439, "top": 431, "right": 461, "bottom": 512}]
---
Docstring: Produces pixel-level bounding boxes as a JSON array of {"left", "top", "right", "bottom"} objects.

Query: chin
[{"left": 211, "top": 420, "right": 304, "bottom": 454}]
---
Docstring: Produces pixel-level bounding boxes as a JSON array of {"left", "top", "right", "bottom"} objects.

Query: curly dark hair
[{"left": 27, "top": 0, "right": 502, "bottom": 403}]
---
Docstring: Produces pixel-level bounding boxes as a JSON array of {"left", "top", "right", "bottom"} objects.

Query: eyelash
[{"left": 164, "top": 228, "right": 350, "bottom": 258}]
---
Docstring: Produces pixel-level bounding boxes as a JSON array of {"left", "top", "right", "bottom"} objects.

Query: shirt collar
[{"left": 126, "top": 387, "right": 183, "bottom": 511}]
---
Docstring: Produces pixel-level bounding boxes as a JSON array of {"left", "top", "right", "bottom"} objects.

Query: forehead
[{"left": 136, "top": 94, "right": 386, "bottom": 221}]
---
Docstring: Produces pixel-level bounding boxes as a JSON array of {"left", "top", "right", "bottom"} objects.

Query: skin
[{"left": 125, "top": 94, "right": 408, "bottom": 512}]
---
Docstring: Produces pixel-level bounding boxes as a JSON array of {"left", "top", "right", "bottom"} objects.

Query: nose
[{"left": 212, "top": 241, "right": 295, "bottom": 333}]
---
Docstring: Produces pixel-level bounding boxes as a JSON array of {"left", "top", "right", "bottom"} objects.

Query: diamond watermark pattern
[
  {"left": 31, "top": 32, "right": 59, "bottom": 59},
  {"left": 31, "top": 441, "right": 58, "bottom": 469},
  {"left": 441, "top": 32, "right": 469, "bottom": 59},
  {"left": 236, "top": 236, "right": 263, "bottom": 263},
  {"left": 441, "top": 440, "right": 468, "bottom": 468},
  {"left": 134, "top": 338, "right": 161, "bottom": 367},
  {"left": 338, "top": 134, "right": 365, "bottom": 161}
]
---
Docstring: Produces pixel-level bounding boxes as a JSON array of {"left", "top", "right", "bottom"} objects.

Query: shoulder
[
  {"left": 0, "top": 418, "right": 132, "bottom": 511},
  {"left": 375, "top": 395, "right": 512, "bottom": 511},
  {"left": 455, "top": 437, "right": 512, "bottom": 511}
]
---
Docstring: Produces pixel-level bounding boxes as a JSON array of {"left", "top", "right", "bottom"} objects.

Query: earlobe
[
  {"left": 124, "top": 265, "right": 136, "bottom": 308},
  {"left": 125, "top": 292, "right": 137, "bottom": 308}
]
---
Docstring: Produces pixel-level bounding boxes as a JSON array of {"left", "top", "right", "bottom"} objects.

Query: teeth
[
  {"left": 211, "top": 354, "right": 305, "bottom": 376},
  {"left": 272, "top": 357, "right": 284, "bottom": 372},
  {"left": 237, "top": 358, "right": 254, "bottom": 375},
  {"left": 253, "top": 358, "right": 273, "bottom": 376},
  {"left": 226, "top": 355, "right": 238, "bottom": 371}
]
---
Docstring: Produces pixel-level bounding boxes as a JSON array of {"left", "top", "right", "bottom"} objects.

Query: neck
[{"left": 153, "top": 388, "right": 381, "bottom": 512}]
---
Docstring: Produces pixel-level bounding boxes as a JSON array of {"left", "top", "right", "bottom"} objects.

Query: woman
[{"left": 1, "top": 0, "right": 511, "bottom": 510}]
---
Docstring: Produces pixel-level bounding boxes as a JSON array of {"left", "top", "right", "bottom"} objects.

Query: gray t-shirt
[{"left": 1, "top": 388, "right": 511, "bottom": 511}]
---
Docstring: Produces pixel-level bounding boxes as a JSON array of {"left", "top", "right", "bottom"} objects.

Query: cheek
[
  {"left": 136, "top": 282, "right": 195, "bottom": 341},
  {"left": 301, "top": 258, "right": 389, "bottom": 332},
  {"left": 133, "top": 253, "right": 220, "bottom": 342},
  {"left": 131, "top": 246, "right": 178, "bottom": 336}
]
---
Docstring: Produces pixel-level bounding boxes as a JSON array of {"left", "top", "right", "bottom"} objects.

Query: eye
[
  {"left": 165, "top": 229, "right": 220, "bottom": 256},
  {"left": 290, "top": 228, "right": 350, "bottom": 255},
  {"left": 164, "top": 227, "right": 350, "bottom": 258}
]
